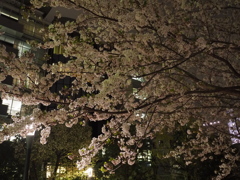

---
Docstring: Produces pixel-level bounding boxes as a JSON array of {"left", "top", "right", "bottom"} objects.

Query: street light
[
  {"left": 84, "top": 167, "right": 93, "bottom": 179},
  {"left": 23, "top": 124, "right": 35, "bottom": 180}
]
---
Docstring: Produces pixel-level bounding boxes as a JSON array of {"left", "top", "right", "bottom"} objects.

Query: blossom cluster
[{"left": 0, "top": 0, "right": 240, "bottom": 178}]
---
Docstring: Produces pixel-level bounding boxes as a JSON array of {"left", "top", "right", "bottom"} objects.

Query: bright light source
[
  {"left": 46, "top": 165, "right": 67, "bottom": 178},
  {"left": 0, "top": 12, "right": 18, "bottom": 20},
  {"left": 25, "top": 124, "right": 35, "bottom": 136},
  {"left": 10, "top": 136, "right": 16, "bottom": 141},
  {"left": 84, "top": 167, "right": 93, "bottom": 177},
  {"left": 2, "top": 98, "right": 22, "bottom": 116}
]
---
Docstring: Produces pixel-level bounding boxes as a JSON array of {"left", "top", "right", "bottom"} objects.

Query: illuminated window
[
  {"left": 132, "top": 77, "right": 144, "bottom": 82},
  {"left": 46, "top": 165, "right": 66, "bottom": 178},
  {"left": 137, "top": 149, "right": 152, "bottom": 162},
  {"left": 0, "top": 12, "right": 18, "bottom": 21},
  {"left": 17, "top": 42, "right": 30, "bottom": 57},
  {"left": 2, "top": 97, "right": 22, "bottom": 116},
  {"left": 53, "top": 46, "right": 64, "bottom": 55},
  {"left": 19, "top": 19, "right": 43, "bottom": 39}
]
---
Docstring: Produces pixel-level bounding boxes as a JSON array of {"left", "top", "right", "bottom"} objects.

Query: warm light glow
[
  {"left": 25, "top": 124, "right": 35, "bottom": 136},
  {"left": 84, "top": 167, "right": 93, "bottom": 177},
  {"left": 46, "top": 165, "right": 66, "bottom": 178}
]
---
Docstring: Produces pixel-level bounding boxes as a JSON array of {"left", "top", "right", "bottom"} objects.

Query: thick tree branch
[{"left": 209, "top": 53, "right": 240, "bottom": 78}]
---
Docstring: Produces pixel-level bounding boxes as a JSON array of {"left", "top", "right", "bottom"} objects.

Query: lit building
[
  {"left": 0, "top": 0, "right": 80, "bottom": 116},
  {"left": 0, "top": 1, "right": 80, "bottom": 179},
  {"left": 0, "top": 0, "right": 47, "bottom": 118}
]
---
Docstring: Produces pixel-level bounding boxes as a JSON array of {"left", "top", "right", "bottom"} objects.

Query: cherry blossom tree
[{"left": 1, "top": 0, "right": 240, "bottom": 179}]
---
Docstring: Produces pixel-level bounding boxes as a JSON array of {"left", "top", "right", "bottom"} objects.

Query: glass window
[{"left": 2, "top": 97, "right": 22, "bottom": 116}]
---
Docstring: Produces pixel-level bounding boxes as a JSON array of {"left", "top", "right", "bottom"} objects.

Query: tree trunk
[
  {"left": 32, "top": 161, "right": 39, "bottom": 180},
  {"left": 51, "top": 154, "right": 61, "bottom": 180}
]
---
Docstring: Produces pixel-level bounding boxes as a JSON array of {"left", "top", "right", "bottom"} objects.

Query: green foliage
[
  {"left": 0, "top": 126, "right": 91, "bottom": 179},
  {"left": 0, "top": 138, "right": 25, "bottom": 179},
  {"left": 30, "top": 123, "right": 92, "bottom": 179},
  {"left": 152, "top": 121, "right": 228, "bottom": 180},
  {"left": 33, "top": 123, "right": 91, "bottom": 160},
  {"left": 93, "top": 139, "right": 155, "bottom": 180}
]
